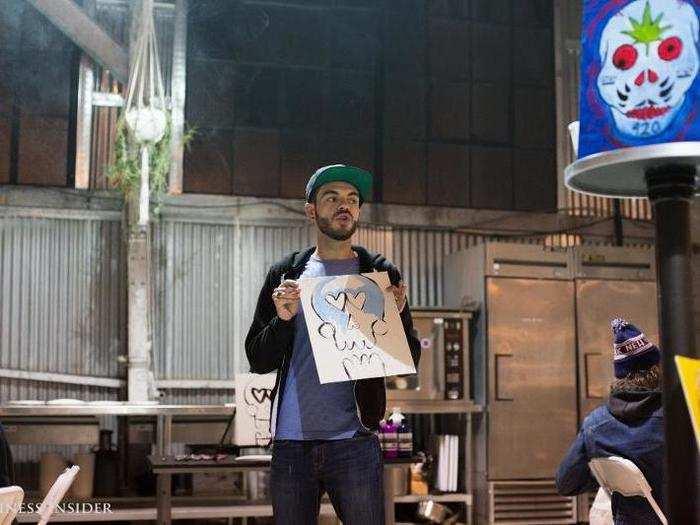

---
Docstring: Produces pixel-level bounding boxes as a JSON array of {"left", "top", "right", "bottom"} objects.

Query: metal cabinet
[
  {"left": 444, "top": 242, "right": 658, "bottom": 525},
  {"left": 487, "top": 277, "right": 577, "bottom": 480}
]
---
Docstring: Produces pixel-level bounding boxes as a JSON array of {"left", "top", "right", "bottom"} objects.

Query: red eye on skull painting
[
  {"left": 596, "top": 0, "right": 699, "bottom": 138},
  {"left": 658, "top": 36, "right": 682, "bottom": 61},
  {"left": 613, "top": 44, "right": 638, "bottom": 70}
]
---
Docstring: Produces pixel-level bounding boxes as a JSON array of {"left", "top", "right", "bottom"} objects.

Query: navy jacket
[
  {"left": 555, "top": 390, "right": 664, "bottom": 524},
  {"left": 245, "top": 246, "right": 421, "bottom": 436}
]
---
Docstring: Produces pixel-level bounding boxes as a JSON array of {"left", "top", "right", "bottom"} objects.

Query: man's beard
[{"left": 317, "top": 216, "right": 358, "bottom": 241}]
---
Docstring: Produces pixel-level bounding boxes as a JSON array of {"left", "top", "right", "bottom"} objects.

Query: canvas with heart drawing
[
  {"left": 299, "top": 271, "right": 416, "bottom": 384},
  {"left": 234, "top": 372, "right": 276, "bottom": 446}
]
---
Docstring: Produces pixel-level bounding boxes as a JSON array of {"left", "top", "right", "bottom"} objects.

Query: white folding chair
[
  {"left": 588, "top": 456, "right": 667, "bottom": 525},
  {"left": 588, "top": 487, "right": 613, "bottom": 525},
  {"left": 37, "top": 466, "right": 80, "bottom": 525},
  {"left": 0, "top": 486, "right": 24, "bottom": 525}
]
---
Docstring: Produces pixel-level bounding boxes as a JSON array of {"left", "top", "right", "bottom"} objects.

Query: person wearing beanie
[
  {"left": 245, "top": 165, "right": 421, "bottom": 524},
  {"left": 555, "top": 318, "right": 664, "bottom": 524}
]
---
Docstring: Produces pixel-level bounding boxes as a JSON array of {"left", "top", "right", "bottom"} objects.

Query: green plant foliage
[{"left": 108, "top": 114, "right": 196, "bottom": 215}]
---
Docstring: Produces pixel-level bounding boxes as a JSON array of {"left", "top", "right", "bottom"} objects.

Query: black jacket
[
  {"left": 245, "top": 245, "right": 421, "bottom": 434},
  {"left": 0, "top": 422, "right": 14, "bottom": 488}
]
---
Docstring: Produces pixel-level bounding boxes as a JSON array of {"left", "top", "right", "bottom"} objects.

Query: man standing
[
  {"left": 556, "top": 318, "right": 664, "bottom": 524},
  {"left": 245, "top": 165, "right": 421, "bottom": 524}
]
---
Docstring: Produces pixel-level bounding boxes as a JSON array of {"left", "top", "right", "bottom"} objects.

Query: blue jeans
[{"left": 271, "top": 433, "right": 385, "bottom": 524}]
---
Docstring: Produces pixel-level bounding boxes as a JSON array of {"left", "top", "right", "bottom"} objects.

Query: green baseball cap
[{"left": 305, "top": 164, "right": 372, "bottom": 204}]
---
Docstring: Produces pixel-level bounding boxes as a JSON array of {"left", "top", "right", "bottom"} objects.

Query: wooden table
[{"left": 148, "top": 454, "right": 421, "bottom": 525}]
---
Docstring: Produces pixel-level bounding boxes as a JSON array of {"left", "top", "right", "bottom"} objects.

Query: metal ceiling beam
[{"left": 25, "top": 0, "right": 129, "bottom": 83}]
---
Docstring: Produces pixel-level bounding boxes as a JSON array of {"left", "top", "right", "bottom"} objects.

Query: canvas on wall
[
  {"left": 299, "top": 271, "right": 416, "bottom": 384},
  {"left": 234, "top": 372, "right": 276, "bottom": 446},
  {"left": 578, "top": 0, "right": 700, "bottom": 157}
]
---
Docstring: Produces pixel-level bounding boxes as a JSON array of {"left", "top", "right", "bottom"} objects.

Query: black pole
[
  {"left": 645, "top": 164, "right": 699, "bottom": 523},
  {"left": 612, "top": 198, "right": 624, "bottom": 246}
]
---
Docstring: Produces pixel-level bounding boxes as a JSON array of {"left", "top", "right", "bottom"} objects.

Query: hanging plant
[
  {"left": 106, "top": 0, "right": 195, "bottom": 219},
  {"left": 108, "top": 113, "right": 195, "bottom": 212}
]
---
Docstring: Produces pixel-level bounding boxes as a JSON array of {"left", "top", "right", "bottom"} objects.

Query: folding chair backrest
[
  {"left": 38, "top": 466, "right": 80, "bottom": 525},
  {"left": 588, "top": 456, "right": 667, "bottom": 525},
  {"left": 0, "top": 486, "right": 24, "bottom": 525}
]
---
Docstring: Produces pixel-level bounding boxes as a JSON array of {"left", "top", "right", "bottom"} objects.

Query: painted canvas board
[
  {"left": 578, "top": 0, "right": 700, "bottom": 157},
  {"left": 234, "top": 372, "right": 276, "bottom": 446},
  {"left": 675, "top": 355, "right": 700, "bottom": 451},
  {"left": 299, "top": 271, "right": 416, "bottom": 384}
]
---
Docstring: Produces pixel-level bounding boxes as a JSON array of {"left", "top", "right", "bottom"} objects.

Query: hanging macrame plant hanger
[{"left": 124, "top": 0, "right": 167, "bottom": 226}]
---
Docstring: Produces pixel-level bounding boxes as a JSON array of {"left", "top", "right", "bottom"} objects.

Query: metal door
[
  {"left": 487, "top": 278, "right": 577, "bottom": 479},
  {"left": 576, "top": 280, "right": 658, "bottom": 421}
]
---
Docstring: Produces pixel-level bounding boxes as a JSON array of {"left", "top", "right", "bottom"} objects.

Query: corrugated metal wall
[
  {"left": 150, "top": 219, "right": 314, "bottom": 379},
  {"left": 0, "top": 211, "right": 577, "bottom": 391},
  {"left": 0, "top": 213, "right": 124, "bottom": 382},
  {"left": 150, "top": 220, "right": 399, "bottom": 380},
  {"left": 0, "top": 205, "right": 654, "bottom": 469},
  {"left": 0, "top": 209, "right": 651, "bottom": 399}
]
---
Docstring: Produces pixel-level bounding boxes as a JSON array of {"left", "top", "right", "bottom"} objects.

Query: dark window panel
[
  {"left": 188, "top": 1, "right": 272, "bottom": 61},
  {"left": 382, "top": 140, "right": 426, "bottom": 205},
  {"left": 513, "top": 28, "right": 553, "bottom": 85},
  {"left": 513, "top": 149, "right": 556, "bottom": 211},
  {"left": 383, "top": 3, "right": 425, "bottom": 75},
  {"left": 183, "top": 129, "right": 233, "bottom": 195},
  {"left": 513, "top": 0, "right": 553, "bottom": 27},
  {"left": 234, "top": 66, "right": 279, "bottom": 128},
  {"left": 319, "top": 137, "right": 375, "bottom": 191},
  {"left": 431, "top": 81, "right": 469, "bottom": 141},
  {"left": 280, "top": 132, "right": 320, "bottom": 199},
  {"left": 427, "top": 143, "right": 470, "bottom": 207},
  {"left": 233, "top": 128, "right": 280, "bottom": 197},
  {"left": 280, "top": 69, "right": 325, "bottom": 130},
  {"left": 16, "top": 53, "right": 72, "bottom": 117},
  {"left": 325, "top": 71, "right": 374, "bottom": 137},
  {"left": 472, "top": 23, "right": 510, "bottom": 82},
  {"left": 514, "top": 88, "right": 555, "bottom": 148},
  {"left": 267, "top": 0, "right": 327, "bottom": 5},
  {"left": 336, "top": 0, "right": 378, "bottom": 7},
  {"left": 0, "top": 1, "right": 22, "bottom": 54},
  {"left": 267, "top": 6, "right": 330, "bottom": 67},
  {"left": 186, "top": 59, "right": 236, "bottom": 129},
  {"left": 471, "top": 0, "right": 511, "bottom": 24},
  {"left": 0, "top": 58, "right": 15, "bottom": 115},
  {"left": 17, "top": 116, "right": 67, "bottom": 186},
  {"left": 0, "top": 117, "right": 10, "bottom": 183},
  {"left": 384, "top": 75, "right": 426, "bottom": 140},
  {"left": 384, "top": 0, "right": 425, "bottom": 12},
  {"left": 427, "top": 0, "right": 470, "bottom": 19},
  {"left": 471, "top": 82, "right": 510, "bottom": 143},
  {"left": 429, "top": 19, "right": 469, "bottom": 80},
  {"left": 470, "top": 146, "right": 513, "bottom": 209},
  {"left": 330, "top": 9, "right": 379, "bottom": 70},
  {"left": 20, "top": 4, "right": 73, "bottom": 53}
]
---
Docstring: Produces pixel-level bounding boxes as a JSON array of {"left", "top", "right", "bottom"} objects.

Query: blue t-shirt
[{"left": 275, "top": 254, "right": 364, "bottom": 440}]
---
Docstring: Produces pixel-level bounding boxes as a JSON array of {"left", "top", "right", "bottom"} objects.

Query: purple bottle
[{"left": 382, "top": 410, "right": 400, "bottom": 459}]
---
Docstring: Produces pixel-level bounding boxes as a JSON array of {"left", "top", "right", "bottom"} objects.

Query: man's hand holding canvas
[{"left": 272, "top": 279, "right": 300, "bottom": 321}]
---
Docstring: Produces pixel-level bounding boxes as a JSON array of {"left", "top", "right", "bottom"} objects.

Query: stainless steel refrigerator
[
  {"left": 444, "top": 242, "right": 657, "bottom": 524},
  {"left": 571, "top": 245, "right": 657, "bottom": 521}
]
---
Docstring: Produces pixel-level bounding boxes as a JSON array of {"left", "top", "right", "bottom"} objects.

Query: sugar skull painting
[
  {"left": 299, "top": 272, "right": 416, "bottom": 384},
  {"left": 579, "top": 0, "right": 700, "bottom": 157}
]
